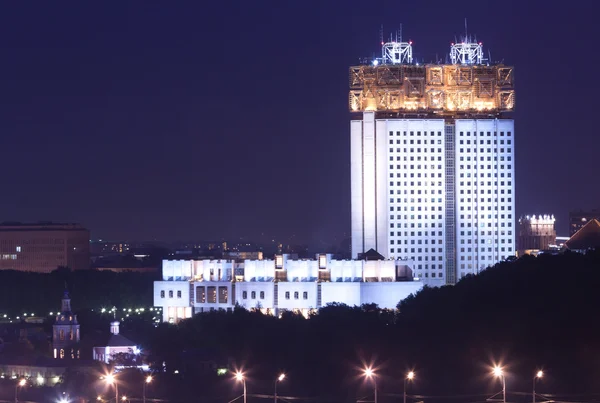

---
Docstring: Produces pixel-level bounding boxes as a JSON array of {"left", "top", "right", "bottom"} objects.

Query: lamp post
[
  {"left": 235, "top": 372, "right": 246, "bottom": 403},
  {"left": 364, "top": 367, "right": 377, "bottom": 403},
  {"left": 144, "top": 375, "right": 153, "bottom": 403},
  {"left": 274, "top": 373, "right": 285, "bottom": 403},
  {"left": 533, "top": 370, "right": 543, "bottom": 403},
  {"left": 15, "top": 378, "right": 26, "bottom": 403},
  {"left": 105, "top": 374, "right": 118, "bottom": 403},
  {"left": 404, "top": 371, "right": 414, "bottom": 403},
  {"left": 493, "top": 366, "right": 506, "bottom": 403}
]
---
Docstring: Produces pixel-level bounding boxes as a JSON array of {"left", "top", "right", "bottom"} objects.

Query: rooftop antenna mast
[
  {"left": 465, "top": 18, "right": 468, "bottom": 41},
  {"left": 380, "top": 24, "right": 384, "bottom": 45}
]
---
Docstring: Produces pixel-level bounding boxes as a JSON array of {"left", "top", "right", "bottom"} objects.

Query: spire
[{"left": 61, "top": 287, "right": 72, "bottom": 313}]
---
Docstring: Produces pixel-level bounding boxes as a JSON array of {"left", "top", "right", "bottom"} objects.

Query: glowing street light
[
  {"left": 143, "top": 375, "right": 153, "bottom": 403},
  {"left": 274, "top": 373, "right": 286, "bottom": 403},
  {"left": 235, "top": 372, "right": 247, "bottom": 403},
  {"left": 121, "top": 396, "right": 127, "bottom": 402},
  {"left": 104, "top": 374, "right": 119, "bottom": 403},
  {"left": 533, "top": 370, "right": 543, "bottom": 403},
  {"left": 363, "top": 367, "right": 377, "bottom": 403},
  {"left": 404, "top": 371, "right": 415, "bottom": 403},
  {"left": 15, "top": 379, "right": 26, "bottom": 403},
  {"left": 493, "top": 366, "right": 506, "bottom": 403}
]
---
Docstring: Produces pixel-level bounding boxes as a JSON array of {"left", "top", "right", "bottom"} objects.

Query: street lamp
[
  {"left": 363, "top": 367, "right": 377, "bottom": 403},
  {"left": 15, "top": 378, "right": 26, "bottom": 403},
  {"left": 105, "top": 374, "right": 119, "bottom": 403},
  {"left": 121, "top": 396, "right": 127, "bottom": 402},
  {"left": 404, "top": 371, "right": 415, "bottom": 403},
  {"left": 533, "top": 370, "right": 543, "bottom": 403},
  {"left": 235, "top": 372, "right": 247, "bottom": 403},
  {"left": 493, "top": 366, "right": 506, "bottom": 403},
  {"left": 144, "top": 375, "right": 153, "bottom": 403},
  {"left": 274, "top": 373, "right": 286, "bottom": 403}
]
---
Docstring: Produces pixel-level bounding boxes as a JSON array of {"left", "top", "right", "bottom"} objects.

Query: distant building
[
  {"left": 52, "top": 290, "right": 80, "bottom": 360},
  {"left": 517, "top": 215, "right": 556, "bottom": 256},
  {"left": 154, "top": 253, "right": 423, "bottom": 323},
  {"left": 92, "top": 321, "right": 137, "bottom": 364},
  {"left": 569, "top": 209, "right": 600, "bottom": 236},
  {"left": 565, "top": 219, "right": 600, "bottom": 252},
  {"left": 0, "top": 222, "right": 90, "bottom": 272},
  {"left": 223, "top": 251, "right": 263, "bottom": 261}
]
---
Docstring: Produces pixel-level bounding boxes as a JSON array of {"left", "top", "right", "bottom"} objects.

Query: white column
[
  {"left": 362, "top": 112, "right": 377, "bottom": 252},
  {"left": 351, "top": 119, "right": 364, "bottom": 258}
]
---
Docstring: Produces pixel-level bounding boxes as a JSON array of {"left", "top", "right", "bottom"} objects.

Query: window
[
  {"left": 60, "top": 330, "right": 65, "bottom": 340},
  {"left": 218, "top": 287, "right": 228, "bottom": 303},
  {"left": 60, "top": 349, "right": 65, "bottom": 359},
  {"left": 207, "top": 286, "right": 217, "bottom": 303},
  {"left": 243, "top": 291, "right": 248, "bottom": 299},
  {"left": 251, "top": 291, "right": 256, "bottom": 299},
  {"left": 177, "top": 290, "right": 182, "bottom": 298},
  {"left": 260, "top": 291, "right": 265, "bottom": 299},
  {"left": 294, "top": 291, "right": 299, "bottom": 299},
  {"left": 168, "top": 290, "right": 173, "bottom": 298},
  {"left": 303, "top": 292, "right": 308, "bottom": 300},
  {"left": 16, "top": 246, "right": 21, "bottom": 252},
  {"left": 196, "top": 286, "right": 206, "bottom": 303},
  {"left": 69, "top": 330, "right": 74, "bottom": 340},
  {"left": 160, "top": 290, "right": 165, "bottom": 298},
  {"left": 285, "top": 292, "right": 290, "bottom": 299}
]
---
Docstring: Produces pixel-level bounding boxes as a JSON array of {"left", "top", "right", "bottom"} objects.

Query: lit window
[
  {"left": 60, "top": 349, "right": 65, "bottom": 359},
  {"left": 16, "top": 246, "right": 21, "bottom": 252}
]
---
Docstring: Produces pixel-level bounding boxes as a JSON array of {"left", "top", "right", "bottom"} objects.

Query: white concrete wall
[
  {"left": 351, "top": 119, "right": 364, "bottom": 258},
  {"left": 321, "top": 282, "right": 361, "bottom": 307},
  {"left": 286, "top": 260, "right": 319, "bottom": 280},
  {"left": 362, "top": 112, "right": 377, "bottom": 253},
  {"left": 192, "top": 260, "right": 234, "bottom": 281},
  {"left": 329, "top": 259, "right": 362, "bottom": 281},
  {"left": 244, "top": 260, "right": 275, "bottom": 281},
  {"left": 362, "top": 260, "right": 395, "bottom": 280},
  {"left": 161, "top": 260, "right": 192, "bottom": 280},
  {"left": 236, "top": 282, "right": 275, "bottom": 310},
  {"left": 153, "top": 281, "right": 190, "bottom": 322},
  {"left": 277, "top": 282, "right": 318, "bottom": 310},
  {"left": 360, "top": 282, "right": 423, "bottom": 309}
]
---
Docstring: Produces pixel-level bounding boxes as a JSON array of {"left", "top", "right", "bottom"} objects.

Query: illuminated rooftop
[{"left": 349, "top": 35, "right": 514, "bottom": 116}]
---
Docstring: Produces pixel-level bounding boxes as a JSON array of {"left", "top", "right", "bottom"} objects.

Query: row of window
[
  {"left": 459, "top": 148, "right": 512, "bottom": 154},
  {"left": 459, "top": 139, "right": 511, "bottom": 145},
  {"left": 458, "top": 131, "right": 512, "bottom": 137},
  {"left": 388, "top": 131, "right": 443, "bottom": 137},
  {"left": 241, "top": 291, "right": 309, "bottom": 300},
  {"left": 160, "top": 290, "right": 182, "bottom": 299},
  {"left": 389, "top": 147, "right": 443, "bottom": 153},
  {"left": 391, "top": 156, "right": 443, "bottom": 162}
]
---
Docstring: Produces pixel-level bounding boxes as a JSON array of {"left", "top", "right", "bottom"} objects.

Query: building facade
[
  {"left": 0, "top": 222, "right": 90, "bottom": 272},
  {"left": 350, "top": 36, "right": 515, "bottom": 284},
  {"left": 154, "top": 255, "right": 423, "bottom": 323},
  {"left": 517, "top": 215, "right": 556, "bottom": 256},
  {"left": 52, "top": 290, "right": 80, "bottom": 360}
]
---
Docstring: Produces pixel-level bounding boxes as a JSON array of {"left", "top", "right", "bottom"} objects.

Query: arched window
[
  {"left": 294, "top": 291, "right": 299, "bottom": 299},
  {"left": 251, "top": 291, "right": 256, "bottom": 299},
  {"left": 242, "top": 291, "right": 247, "bottom": 299},
  {"left": 76, "top": 329, "right": 80, "bottom": 340},
  {"left": 59, "top": 349, "right": 65, "bottom": 359},
  {"left": 59, "top": 329, "right": 65, "bottom": 340},
  {"left": 168, "top": 290, "right": 173, "bottom": 298},
  {"left": 260, "top": 291, "right": 265, "bottom": 299},
  {"left": 160, "top": 290, "right": 165, "bottom": 298},
  {"left": 69, "top": 330, "right": 74, "bottom": 340}
]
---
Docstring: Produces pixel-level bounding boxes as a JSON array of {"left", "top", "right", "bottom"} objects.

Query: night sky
[{"left": 0, "top": 1, "right": 596, "bottom": 247}]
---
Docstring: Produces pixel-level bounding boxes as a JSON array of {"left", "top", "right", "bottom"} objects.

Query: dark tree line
[{"left": 0, "top": 268, "right": 159, "bottom": 314}]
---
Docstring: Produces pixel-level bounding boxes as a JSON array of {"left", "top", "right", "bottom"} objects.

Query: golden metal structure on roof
[{"left": 349, "top": 64, "right": 514, "bottom": 116}]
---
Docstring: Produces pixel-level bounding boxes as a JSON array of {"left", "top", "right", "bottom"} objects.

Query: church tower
[{"left": 52, "top": 289, "right": 81, "bottom": 359}]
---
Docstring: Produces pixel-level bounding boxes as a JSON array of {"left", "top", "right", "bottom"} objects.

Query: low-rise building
[{"left": 154, "top": 252, "right": 423, "bottom": 323}]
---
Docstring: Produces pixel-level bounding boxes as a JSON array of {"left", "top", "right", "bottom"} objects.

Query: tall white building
[
  {"left": 154, "top": 254, "right": 423, "bottom": 323},
  {"left": 350, "top": 37, "right": 515, "bottom": 284}
]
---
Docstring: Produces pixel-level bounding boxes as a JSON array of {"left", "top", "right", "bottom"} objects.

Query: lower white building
[{"left": 154, "top": 253, "right": 423, "bottom": 323}]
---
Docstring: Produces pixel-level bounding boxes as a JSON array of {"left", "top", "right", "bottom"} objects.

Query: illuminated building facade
[
  {"left": 153, "top": 255, "right": 423, "bottom": 323},
  {"left": 350, "top": 35, "right": 515, "bottom": 285},
  {"left": 0, "top": 222, "right": 90, "bottom": 273},
  {"left": 517, "top": 215, "right": 556, "bottom": 256},
  {"left": 52, "top": 290, "right": 80, "bottom": 360}
]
